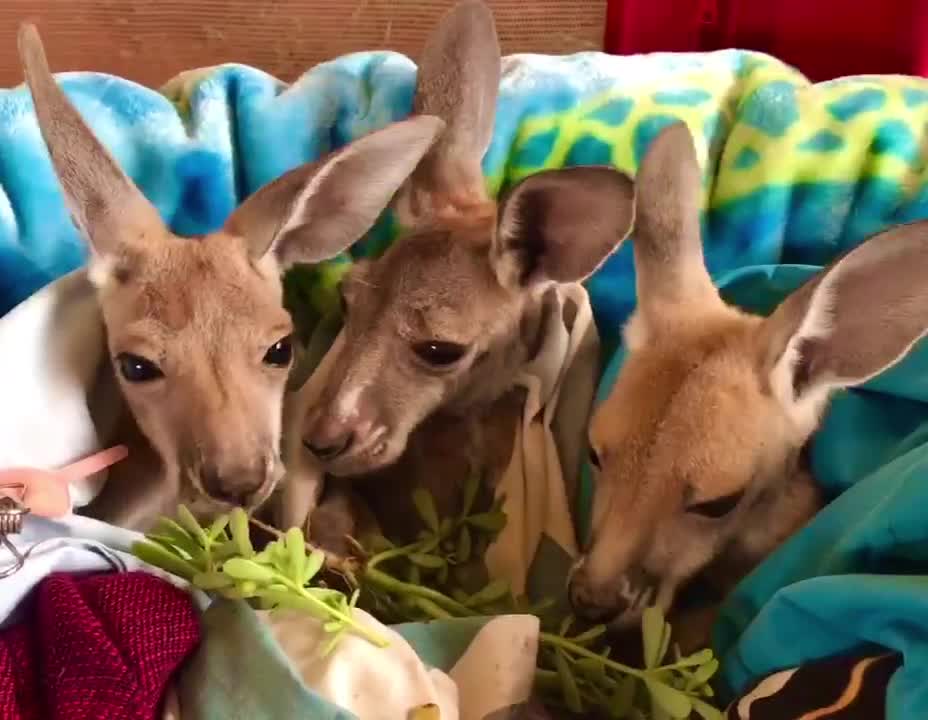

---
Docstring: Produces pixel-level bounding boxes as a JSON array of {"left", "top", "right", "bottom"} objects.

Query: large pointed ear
[
  {"left": 633, "top": 122, "right": 719, "bottom": 315},
  {"left": 394, "top": 0, "right": 501, "bottom": 227},
  {"left": 18, "top": 24, "right": 166, "bottom": 283},
  {"left": 757, "top": 221, "right": 928, "bottom": 427},
  {"left": 491, "top": 166, "right": 635, "bottom": 288},
  {"left": 225, "top": 115, "right": 445, "bottom": 268}
]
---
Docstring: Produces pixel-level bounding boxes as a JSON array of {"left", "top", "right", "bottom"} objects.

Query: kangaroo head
[
  {"left": 568, "top": 120, "right": 928, "bottom": 628},
  {"left": 18, "top": 25, "right": 443, "bottom": 513},
  {"left": 299, "top": 0, "right": 635, "bottom": 476}
]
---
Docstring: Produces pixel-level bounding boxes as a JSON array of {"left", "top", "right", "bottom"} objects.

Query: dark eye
[
  {"left": 115, "top": 353, "right": 164, "bottom": 383},
  {"left": 263, "top": 335, "right": 293, "bottom": 367},
  {"left": 687, "top": 489, "right": 745, "bottom": 519},
  {"left": 412, "top": 341, "right": 468, "bottom": 367},
  {"left": 589, "top": 447, "right": 601, "bottom": 470}
]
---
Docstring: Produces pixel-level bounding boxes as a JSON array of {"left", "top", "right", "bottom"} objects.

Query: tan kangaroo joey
[
  {"left": 17, "top": 24, "right": 445, "bottom": 530},
  {"left": 282, "top": 0, "right": 636, "bottom": 553},
  {"left": 567, "top": 118, "right": 928, "bottom": 651}
]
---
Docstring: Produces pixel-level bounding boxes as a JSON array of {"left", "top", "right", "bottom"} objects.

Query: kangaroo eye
[
  {"left": 412, "top": 341, "right": 468, "bottom": 367},
  {"left": 588, "top": 447, "right": 601, "bottom": 470},
  {"left": 263, "top": 335, "right": 293, "bottom": 367},
  {"left": 115, "top": 353, "right": 164, "bottom": 383},
  {"left": 687, "top": 489, "right": 745, "bottom": 519}
]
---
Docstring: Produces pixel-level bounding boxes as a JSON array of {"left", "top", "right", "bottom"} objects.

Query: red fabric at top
[
  {"left": 0, "top": 572, "right": 200, "bottom": 720},
  {"left": 605, "top": 0, "right": 928, "bottom": 81}
]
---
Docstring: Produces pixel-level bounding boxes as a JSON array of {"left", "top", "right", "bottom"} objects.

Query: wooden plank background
[{"left": 0, "top": 0, "right": 607, "bottom": 89}]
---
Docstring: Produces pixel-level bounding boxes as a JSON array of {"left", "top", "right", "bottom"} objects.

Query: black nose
[
  {"left": 303, "top": 432, "right": 355, "bottom": 460},
  {"left": 200, "top": 466, "right": 265, "bottom": 507},
  {"left": 568, "top": 564, "right": 659, "bottom": 622}
]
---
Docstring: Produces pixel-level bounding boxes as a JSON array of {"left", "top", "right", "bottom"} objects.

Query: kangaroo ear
[
  {"left": 758, "top": 221, "right": 928, "bottom": 430},
  {"left": 632, "top": 122, "right": 719, "bottom": 317},
  {"left": 394, "top": 0, "right": 501, "bottom": 227},
  {"left": 225, "top": 116, "right": 444, "bottom": 268},
  {"left": 18, "top": 24, "right": 167, "bottom": 286},
  {"left": 492, "top": 166, "right": 635, "bottom": 288}
]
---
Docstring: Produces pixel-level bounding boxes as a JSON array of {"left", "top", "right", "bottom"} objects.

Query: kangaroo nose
[
  {"left": 303, "top": 416, "right": 356, "bottom": 460},
  {"left": 567, "top": 559, "right": 653, "bottom": 623},
  {"left": 201, "top": 465, "right": 268, "bottom": 507}
]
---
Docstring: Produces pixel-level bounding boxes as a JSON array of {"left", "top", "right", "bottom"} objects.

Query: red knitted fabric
[{"left": 0, "top": 572, "right": 200, "bottom": 720}]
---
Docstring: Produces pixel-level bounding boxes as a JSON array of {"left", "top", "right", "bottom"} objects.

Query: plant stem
[
  {"left": 366, "top": 541, "right": 428, "bottom": 569},
  {"left": 539, "top": 632, "right": 645, "bottom": 679},
  {"left": 363, "top": 565, "right": 474, "bottom": 616},
  {"left": 276, "top": 571, "right": 388, "bottom": 647},
  {"left": 248, "top": 515, "right": 357, "bottom": 577},
  {"left": 412, "top": 597, "right": 455, "bottom": 619}
]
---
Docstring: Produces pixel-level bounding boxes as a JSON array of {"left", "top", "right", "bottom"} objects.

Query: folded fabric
[
  {"left": 727, "top": 652, "right": 901, "bottom": 719},
  {"left": 0, "top": 513, "right": 207, "bottom": 627},
  {"left": 174, "top": 600, "right": 539, "bottom": 720},
  {"left": 0, "top": 571, "right": 200, "bottom": 720}
]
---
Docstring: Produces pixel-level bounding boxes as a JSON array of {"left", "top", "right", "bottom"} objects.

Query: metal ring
[{"left": 0, "top": 533, "right": 25, "bottom": 579}]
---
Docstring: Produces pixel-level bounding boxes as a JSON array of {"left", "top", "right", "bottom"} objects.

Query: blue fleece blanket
[{"left": 3, "top": 48, "right": 928, "bottom": 716}]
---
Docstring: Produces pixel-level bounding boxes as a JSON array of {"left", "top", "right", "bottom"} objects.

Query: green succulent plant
[{"left": 133, "top": 478, "right": 723, "bottom": 719}]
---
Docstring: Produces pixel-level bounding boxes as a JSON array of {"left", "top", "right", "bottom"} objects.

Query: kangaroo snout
[
  {"left": 568, "top": 558, "right": 659, "bottom": 626},
  {"left": 303, "top": 386, "right": 393, "bottom": 472},
  {"left": 303, "top": 414, "right": 358, "bottom": 460},
  {"left": 197, "top": 457, "right": 278, "bottom": 508}
]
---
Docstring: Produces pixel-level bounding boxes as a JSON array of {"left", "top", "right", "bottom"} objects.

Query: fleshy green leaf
[
  {"left": 302, "top": 550, "right": 326, "bottom": 584},
  {"left": 207, "top": 514, "right": 230, "bottom": 541},
  {"left": 408, "top": 553, "right": 446, "bottom": 569},
  {"left": 690, "top": 658, "right": 720, "bottom": 686},
  {"left": 645, "top": 679, "right": 692, "bottom": 719},
  {"left": 192, "top": 571, "right": 234, "bottom": 590},
  {"left": 678, "top": 648, "right": 715, "bottom": 667},
  {"left": 642, "top": 606, "right": 667, "bottom": 669},
  {"left": 467, "top": 578, "right": 510, "bottom": 606},
  {"left": 553, "top": 648, "right": 583, "bottom": 712},
  {"left": 132, "top": 540, "right": 199, "bottom": 580},
  {"left": 285, "top": 527, "right": 306, "bottom": 578},
  {"left": 571, "top": 624, "right": 606, "bottom": 645},
  {"left": 466, "top": 511, "right": 507, "bottom": 533},
  {"left": 223, "top": 558, "right": 276, "bottom": 583},
  {"left": 230, "top": 508, "right": 254, "bottom": 557},
  {"left": 574, "top": 657, "right": 608, "bottom": 685},
  {"left": 152, "top": 518, "right": 201, "bottom": 560},
  {"left": 177, "top": 505, "right": 208, "bottom": 546},
  {"left": 608, "top": 675, "right": 637, "bottom": 719},
  {"left": 658, "top": 617, "right": 671, "bottom": 664},
  {"left": 412, "top": 488, "right": 440, "bottom": 533},
  {"left": 456, "top": 525, "right": 472, "bottom": 562},
  {"left": 366, "top": 534, "right": 394, "bottom": 553},
  {"left": 212, "top": 539, "right": 240, "bottom": 562},
  {"left": 691, "top": 697, "right": 724, "bottom": 720},
  {"left": 461, "top": 473, "right": 480, "bottom": 518},
  {"left": 237, "top": 580, "right": 258, "bottom": 596}
]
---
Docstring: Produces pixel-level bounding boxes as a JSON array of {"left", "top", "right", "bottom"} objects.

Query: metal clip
[{"left": 0, "top": 485, "right": 30, "bottom": 579}]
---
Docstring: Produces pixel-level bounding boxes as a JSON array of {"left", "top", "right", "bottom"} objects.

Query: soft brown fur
[
  {"left": 568, "top": 120, "right": 928, "bottom": 650},
  {"left": 278, "top": 1, "right": 636, "bottom": 548},
  {"left": 17, "top": 24, "right": 444, "bottom": 530}
]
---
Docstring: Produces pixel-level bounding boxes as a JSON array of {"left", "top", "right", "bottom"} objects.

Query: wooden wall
[{"left": 0, "top": 0, "right": 606, "bottom": 88}]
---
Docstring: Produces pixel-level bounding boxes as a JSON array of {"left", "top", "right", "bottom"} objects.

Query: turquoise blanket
[{"left": 3, "top": 47, "right": 928, "bottom": 716}]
